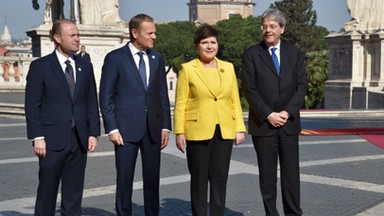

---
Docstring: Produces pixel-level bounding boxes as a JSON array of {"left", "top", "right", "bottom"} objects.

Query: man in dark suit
[
  {"left": 24, "top": 19, "right": 100, "bottom": 215},
  {"left": 77, "top": 45, "right": 91, "bottom": 62},
  {"left": 241, "top": 8, "right": 307, "bottom": 216},
  {"left": 99, "top": 14, "right": 171, "bottom": 216}
]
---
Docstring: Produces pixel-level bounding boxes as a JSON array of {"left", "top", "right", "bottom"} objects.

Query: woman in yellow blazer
[{"left": 174, "top": 25, "right": 246, "bottom": 216}]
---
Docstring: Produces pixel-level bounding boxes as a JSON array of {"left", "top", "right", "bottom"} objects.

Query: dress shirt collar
[
  {"left": 55, "top": 50, "right": 76, "bottom": 82},
  {"left": 268, "top": 41, "right": 281, "bottom": 52},
  {"left": 55, "top": 50, "right": 75, "bottom": 66},
  {"left": 128, "top": 42, "right": 147, "bottom": 57}
]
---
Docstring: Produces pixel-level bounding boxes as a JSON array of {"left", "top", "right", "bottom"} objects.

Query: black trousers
[
  {"left": 186, "top": 125, "right": 234, "bottom": 216},
  {"left": 34, "top": 128, "right": 87, "bottom": 216},
  {"left": 252, "top": 128, "right": 302, "bottom": 216}
]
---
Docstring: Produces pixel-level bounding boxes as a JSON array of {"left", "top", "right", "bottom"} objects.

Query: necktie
[
  {"left": 137, "top": 52, "right": 147, "bottom": 88},
  {"left": 64, "top": 60, "right": 75, "bottom": 97},
  {"left": 271, "top": 47, "right": 280, "bottom": 75}
]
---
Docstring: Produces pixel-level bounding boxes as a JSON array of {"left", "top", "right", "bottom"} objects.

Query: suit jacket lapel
[
  {"left": 73, "top": 57, "right": 84, "bottom": 100},
  {"left": 124, "top": 44, "right": 147, "bottom": 91},
  {"left": 193, "top": 58, "right": 218, "bottom": 98},
  {"left": 50, "top": 53, "right": 73, "bottom": 100},
  {"left": 260, "top": 42, "right": 279, "bottom": 76},
  {"left": 280, "top": 43, "right": 289, "bottom": 78},
  {"left": 216, "top": 59, "right": 225, "bottom": 96},
  {"left": 147, "top": 49, "right": 156, "bottom": 89}
]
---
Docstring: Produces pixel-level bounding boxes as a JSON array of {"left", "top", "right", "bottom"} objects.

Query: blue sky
[{"left": 1, "top": 0, "right": 350, "bottom": 39}]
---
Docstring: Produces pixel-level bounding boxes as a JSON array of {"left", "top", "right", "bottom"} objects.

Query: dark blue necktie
[
  {"left": 271, "top": 47, "right": 280, "bottom": 75},
  {"left": 64, "top": 60, "right": 75, "bottom": 97},
  {"left": 137, "top": 52, "right": 147, "bottom": 88}
]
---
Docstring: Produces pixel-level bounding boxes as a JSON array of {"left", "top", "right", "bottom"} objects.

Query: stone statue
[
  {"left": 43, "top": 0, "right": 53, "bottom": 24},
  {"left": 367, "top": 0, "right": 384, "bottom": 30},
  {"left": 343, "top": 0, "right": 384, "bottom": 31},
  {"left": 33, "top": 0, "right": 123, "bottom": 25},
  {"left": 79, "top": 0, "right": 123, "bottom": 25},
  {"left": 41, "top": 0, "right": 64, "bottom": 24}
]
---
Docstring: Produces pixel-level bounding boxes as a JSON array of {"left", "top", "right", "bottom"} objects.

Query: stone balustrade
[{"left": 0, "top": 56, "right": 36, "bottom": 91}]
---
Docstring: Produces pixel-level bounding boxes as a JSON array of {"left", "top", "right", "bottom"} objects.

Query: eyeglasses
[{"left": 261, "top": 24, "right": 280, "bottom": 31}]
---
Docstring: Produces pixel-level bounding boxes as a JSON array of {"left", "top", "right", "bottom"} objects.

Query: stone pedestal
[
  {"left": 351, "top": 87, "right": 367, "bottom": 109},
  {"left": 26, "top": 24, "right": 53, "bottom": 58},
  {"left": 26, "top": 23, "right": 130, "bottom": 88},
  {"left": 325, "top": 30, "right": 384, "bottom": 109}
]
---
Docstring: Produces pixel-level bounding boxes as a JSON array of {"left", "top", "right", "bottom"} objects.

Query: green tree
[
  {"left": 155, "top": 21, "right": 196, "bottom": 74},
  {"left": 310, "top": 25, "right": 330, "bottom": 51},
  {"left": 271, "top": 0, "right": 329, "bottom": 53},
  {"left": 305, "top": 50, "right": 329, "bottom": 109},
  {"left": 215, "top": 15, "right": 262, "bottom": 72}
]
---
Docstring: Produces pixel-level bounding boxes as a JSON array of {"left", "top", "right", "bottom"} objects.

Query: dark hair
[
  {"left": 129, "top": 14, "right": 154, "bottom": 41},
  {"left": 261, "top": 8, "right": 287, "bottom": 27},
  {"left": 193, "top": 24, "right": 220, "bottom": 46},
  {"left": 51, "top": 19, "right": 76, "bottom": 41}
]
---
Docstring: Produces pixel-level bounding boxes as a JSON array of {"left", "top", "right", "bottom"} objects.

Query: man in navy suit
[
  {"left": 25, "top": 19, "right": 100, "bottom": 215},
  {"left": 99, "top": 14, "right": 171, "bottom": 216},
  {"left": 77, "top": 45, "right": 91, "bottom": 62},
  {"left": 241, "top": 8, "right": 307, "bottom": 216}
]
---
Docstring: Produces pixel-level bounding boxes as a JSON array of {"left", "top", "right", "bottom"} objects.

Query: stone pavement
[
  {"left": 0, "top": 92, "right": 384, "bottom": 215},
  {"left": 0, "top": 92, "right": 24, "bottom": 104},
  {"left": 0, "top": 116, "right": 384, "bottom": 216}
]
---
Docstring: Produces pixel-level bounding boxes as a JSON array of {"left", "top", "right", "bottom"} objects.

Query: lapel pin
[{"left": 152, "top": 55, "right": 155, "bottom": 59}]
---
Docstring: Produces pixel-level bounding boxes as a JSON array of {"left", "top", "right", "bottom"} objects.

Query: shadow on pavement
[
  {"left": 160, "top": 198, "right": 244, "bottom": 216},
  {"left": 0, "top": 199, "right": 244, "bottom": 215}
]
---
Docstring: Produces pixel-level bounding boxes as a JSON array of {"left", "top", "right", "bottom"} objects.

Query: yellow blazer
[{"left": 174, "top": 57, "right": 246, "bottom": 140}]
